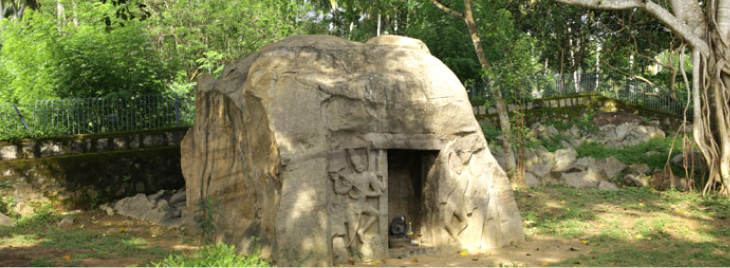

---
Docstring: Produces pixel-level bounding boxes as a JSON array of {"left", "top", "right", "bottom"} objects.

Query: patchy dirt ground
[
  {"left": 2, "top": 185, "right": 729, "bottom": 267},
  {"left": 351, "top": 235, "right": 590, "bottom": 267},
  {"left": 0, "top": 210, "right": 200, "bottom": 267}
]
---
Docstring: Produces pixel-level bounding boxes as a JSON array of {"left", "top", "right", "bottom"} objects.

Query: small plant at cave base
[
  {"left": 194, "top": 196, "right": 223, "bottom": 244},
  {"left": 0, "top": 181, "right": 19, "bottom": 217},
  {"left": 0, "top": 180, "right": 18, "bottom": 190},
  {"left": 153, "top": 242, "right": 271, "bottom": 267}
]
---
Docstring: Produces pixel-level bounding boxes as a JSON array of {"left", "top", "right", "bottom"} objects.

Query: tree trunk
[
  {"left": 72, "top": 0, "right": 78, "bottom": 26},
  {"left": 595, "top": 40, "right": 601, "bottom": 92},
  {"left": 56, "top": 0, "right": 65, "bottom": 31},
  {"left": 429, "top": 0, "right": 518, "bottom": 183},
  {"left": 377, "top": 13, "right": 381, "bottom": 36},
  {"left": 463, "top": 0, "right": 518, "bottom": 183}
]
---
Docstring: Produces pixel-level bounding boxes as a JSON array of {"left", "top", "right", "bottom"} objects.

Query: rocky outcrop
[
  {"left": 112, "top": 189, "right": 186, "bottom": 227},
  {"left": 595, "top": 123, "right": 665, "bottom": 148},
  {"left": 0, "top": 212, "right": 14, "bottom": 227},
  {"left": 181, "top": 35, "right": 523, "bottom": 266},
  {"left": 671, "top": 151, "right": 706, "bottom": 171}
]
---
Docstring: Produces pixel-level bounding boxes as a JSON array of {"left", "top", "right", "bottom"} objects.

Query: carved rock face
[{"left": 181, "top": 35, "right": 524, "bottom": 266}]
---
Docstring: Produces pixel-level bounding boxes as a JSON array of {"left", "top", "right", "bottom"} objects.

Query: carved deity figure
[
  {"left": 330, "top": 148, "right": 386, "bottom": 247},
  {"left": 441, "top": 150, "right": 474, "bottom": 244}
]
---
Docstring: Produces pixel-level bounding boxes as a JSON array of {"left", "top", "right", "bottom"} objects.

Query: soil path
[{"left": 350, "top": 235, "right": 590, "bottom": 267}]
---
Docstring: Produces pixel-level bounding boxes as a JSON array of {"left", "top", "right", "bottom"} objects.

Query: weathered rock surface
[
  {"left": 650, "top": 169, "right": 691, "bottom": 191},
  {"left": 629, "top": 164, "right": 651, "bottom": 174},
  {"left": 592, "top": 111, "right": 643, "bottom": 126},
  {"left": 598, "top": 157, "right": 627, "bottom": 178},
  {"left": 0, "top": 212, "right": 15, "bottom": 227},
  {"left": 598, "top": 181, "right": 619, "bottom": 191},
  {"left": 553, "top": 148, "right": 577, "bottom": 172},
  {"left": 625, "top": 173, "right": 650, "bottom": 187},
  {"left": 562, "top": 168, "right": 606, "bottom": 188},
  {"left": 595, "top": 122, "right": 665, "bottom": 148},
  {"left": 525, "top": 172, "right": 540, "bottom": 187},
  {"left": 181, "top": 35, "right": 524, "bottom": 266},
  {"left": 113, "top": 189, "right": 185, "bottom": 226},
  {"left": 671, "top": 151, "right": 707, "bottom": 171},
  {"left": 57, "top": 215, "right": 74, "bottom": 227}
]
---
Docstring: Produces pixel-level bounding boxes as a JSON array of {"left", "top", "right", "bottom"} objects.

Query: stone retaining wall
[
  {"left": 0, "top": 127, "right": 188, "bottom": 161},
  {"left": 0, "top": 128, "right": 188, "bottom": 213},
  {"left": 474, "top": 94, "right": 687, "bottom": 131}
]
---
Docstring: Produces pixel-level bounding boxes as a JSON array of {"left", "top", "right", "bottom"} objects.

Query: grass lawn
[
  {"left": 2, "top": 186, "right": 728, "bottom": 267},
  {"left": 516, "top": 185, "right": 730, "bottom": 266},
  {"left": 0, "top": 208, "right": 199, "bottom": 267}
]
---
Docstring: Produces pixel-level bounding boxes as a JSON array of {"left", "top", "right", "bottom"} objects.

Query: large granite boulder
[{"left": 181, "top": 35, "right": 524, "bottom": 266}]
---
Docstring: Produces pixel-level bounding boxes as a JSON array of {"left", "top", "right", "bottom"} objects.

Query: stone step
[{"left": 388, "top": 246, "right": 442, "bottom": 259}]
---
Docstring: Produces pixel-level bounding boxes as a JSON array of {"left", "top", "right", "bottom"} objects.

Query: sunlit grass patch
[
  {"left": 154, "top": 243, "right": 272, "bottom": 267},
  {"left": 0, "top": 233, "right": 40, "bottom": 246},
  {"left": 517, "top": 185, "right": 730, "bottom": 266}
]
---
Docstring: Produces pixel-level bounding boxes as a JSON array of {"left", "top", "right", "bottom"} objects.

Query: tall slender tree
[{"left": 429, "top": 0, "right": 519, "bottom": 183}]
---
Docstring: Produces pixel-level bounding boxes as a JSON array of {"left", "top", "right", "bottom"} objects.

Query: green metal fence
[{"left": 0, "top": 93, "right": 195, "bottom": 140}]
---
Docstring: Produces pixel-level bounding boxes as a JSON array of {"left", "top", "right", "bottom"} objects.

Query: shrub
[{"left": 154, "top": 243, "right": 272, "bottom": 267}]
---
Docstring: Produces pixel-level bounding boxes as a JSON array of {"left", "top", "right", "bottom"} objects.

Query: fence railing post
[{"left": 13, "top": 104, "right": 33, "bottom": 137}]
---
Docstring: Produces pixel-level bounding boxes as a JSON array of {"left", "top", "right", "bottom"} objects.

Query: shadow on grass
[
  {"left": 0, "top": 212, "right": 170, "bottom": 267},
  {"left": 515, "top": 185, "right": 730, "bottom": 266}
]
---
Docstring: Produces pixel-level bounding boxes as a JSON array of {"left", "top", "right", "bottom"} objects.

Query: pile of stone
[
  {"left": 589, "top": 123, "right": 665, "bottom": 148},
  {"left": 490, "top": 119, "right": 672, "bottom": 190},
  {"left": 105, "top": 189, "right": 186, "bottom": 226},
  {"left": 490, "top": 118, "right": 702, "bottom": 191},
  {"left": 526, "top": 120, "right": 665, "bottom": 149},
  {"left": 0, "top": 212, "right": 14, "bottom": 227},
  {"left": 520, "top": 147, "right": 624, "bottom": 190}
]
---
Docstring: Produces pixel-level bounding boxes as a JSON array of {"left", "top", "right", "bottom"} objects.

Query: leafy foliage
[
  {"left": 0, "top": 3, "right": 172, "bottom": 103},
  {"left": 194, "top": 196, "right": 222, "bottom": 244},
  {"left": 154, "top": 242, "right": 272, "bottom": 267}
]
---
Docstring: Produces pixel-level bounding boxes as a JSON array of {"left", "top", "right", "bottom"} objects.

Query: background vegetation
[{"left": 0, "top": 0, "right": 688, "bottom": 104}]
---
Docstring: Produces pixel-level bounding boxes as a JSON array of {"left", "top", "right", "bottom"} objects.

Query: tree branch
[
  {"left": 637, "top": 54, "right": 675, "bottom": 71},
  {"left": 600, "top": 59, "right": 658, "bottom": 87},
  {"left": 429, "top": 0, "right": 464, "bottom": 20},
  {"left": 550, "top": 0, "right": 710, "bottom": 56}
]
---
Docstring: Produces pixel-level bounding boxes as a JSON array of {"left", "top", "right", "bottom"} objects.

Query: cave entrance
[{"left": 387, "top": 149, "right": 438, "bottom": 248}]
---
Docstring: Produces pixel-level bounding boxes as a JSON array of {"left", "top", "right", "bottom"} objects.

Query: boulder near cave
[{"left": 181, "top": 35, "right": 524, "bottom": 266}]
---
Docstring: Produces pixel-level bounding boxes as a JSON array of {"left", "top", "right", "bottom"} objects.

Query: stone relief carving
[
  {"left": 441, "top": 149, "right": 477, "bottom": 244},
  {"left": 329, "top": 148, "right": 386, "bottom": 262}
]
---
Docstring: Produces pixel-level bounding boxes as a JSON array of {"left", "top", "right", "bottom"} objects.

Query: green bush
[
  {"left": 0, "top": 4, "right": 174, "bottom": 104},
  {"left": 154, "top": 243, "right": 272, "bottom": 267},
  {"left": 0, "top": 181, "right": 18, "bottom": 216},
  {"left": 575, "top": 137, "right": 688, "bottom": 174}
]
